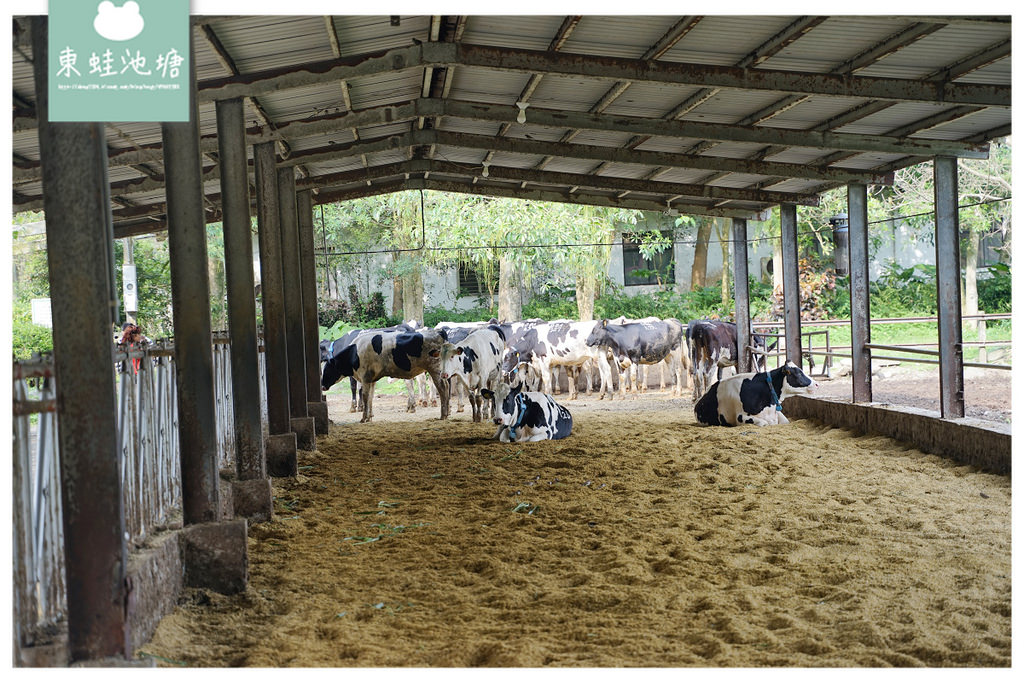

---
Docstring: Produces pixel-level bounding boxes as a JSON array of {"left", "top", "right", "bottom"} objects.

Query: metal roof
[{"left": 10, "top": 14, "right": 1011, "bottom": 235}]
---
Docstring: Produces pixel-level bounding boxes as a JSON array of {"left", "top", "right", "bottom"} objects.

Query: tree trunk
[
  {"left": 401, "top": 265, "right": 423, "bottom": 325},
  {"left": 498, "top": 254, "right": 522, "bottom": 322},
  {"left": 391, "top": 253, "right": 404, "bottom": 318},
  {"left": 576, "top": 274, "right": 596, "bottom": 321},
  {"left": 716, "top": 218, "right": 730, "bottom": 306},
  {"left": 208, "top": 254, "right": 225, "bottom": 330},
  {"left": 964, "top": 230, "right": 980, "bottom": 332},
  {"left": 690, "top": 217, "right": 712, "bottom": 291}
]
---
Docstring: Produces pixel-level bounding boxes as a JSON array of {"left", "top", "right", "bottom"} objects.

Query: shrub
[
  {"left": 977, "top": 262, "right": 1012, "bottom": 313},
  {"left": 13, "top": 320, "right": 53, "bottom": 361},
  {"left": 318, "top": 298, "right": 349, "bottom": 328}
]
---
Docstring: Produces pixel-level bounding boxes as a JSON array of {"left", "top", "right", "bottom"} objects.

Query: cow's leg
[
  {"left": 404, "top": 379, "right": 417, "bottom": 413},
  {"left": 595, "top": 352, "right": 612, "bottom": 401},
  {"left": 349, "top": 378, "right": 358, "bottom": 412},
  {"left": 360, "top": 381, "right": 374, "bottom": 423},
  {"left": 455, "top": 379, "right": 466, "bottom": 412},
  {"left": 429, "top": 371, "right": 450, "bottom": 420}
]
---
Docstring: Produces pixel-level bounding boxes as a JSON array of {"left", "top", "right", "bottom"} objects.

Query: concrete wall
[{"left": 782, "top": 395, "right": 1011, "bottom": 475}]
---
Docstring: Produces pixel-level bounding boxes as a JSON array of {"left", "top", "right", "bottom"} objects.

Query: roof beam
[
  {"left": 190, "top": 41, "right": 1009, "bottom": 107},
  {"left": 414, "top": 178, "right": 769, "bottom": 220},
  {"left": 442, "top": 99, "right": 990, "bottom": 158}
]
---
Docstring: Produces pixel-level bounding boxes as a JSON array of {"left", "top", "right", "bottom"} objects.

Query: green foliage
[
  {"left": 871, "top": 261, "right": 938, "bottom": 315},
  {"left": 977, "top": 262, "right": 1012, "bottom": 313}
]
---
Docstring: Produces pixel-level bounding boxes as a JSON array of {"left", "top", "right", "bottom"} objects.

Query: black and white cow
[
  {"left": 320, "top": 322, "right": 421, "bottom": 413},
  {"left": 501, "top": 320, "right": 613, "bottom": 400},
  {"left": 435, "top": 319, "right": 499, "bottom": 413},
  {"left": 481, "top": 382, "right": 573, "bottom": 443},
  {"left": 320, "top": 328, "right": 450, "bottom": 423},
  {"left": 586, "top": 318, "right": 688, "bottom": 397},
  {"left": 694, "top": 361, "right": 817, "bottom": 427},
  {"left": 439, "top": 324, "right": 506, "bottom": 423},
  {"left": 320, "top": 329, "right": 362, "bottom": 412},
  {"left": 687, "top": 320, "right": 772, "bottom": 400}
]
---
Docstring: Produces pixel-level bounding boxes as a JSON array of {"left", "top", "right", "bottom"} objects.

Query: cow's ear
[
  {"left": 481, "top": 388, "right": 494, "bottom": 399},
  {"left": 602, "top": 319, "right": 608, "bottom": 327},
  {"left": 454, "top": 347, "right": 463, "bottom": 356},
  {"left": 429, "top": 349, "right": 440, "bottom": 358}
]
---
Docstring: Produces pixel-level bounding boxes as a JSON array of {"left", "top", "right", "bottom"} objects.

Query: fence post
[
  {"left": 780, "top": 203, "right": 803, "bottom": 367},
  {"left": 732, "top": 218, "right": 751, "bottom": 373},
  {"left": 277, "top": 167, "right": 315, "bottom": 450},
  {"left": 848, "top": 182, "right": 872, "bottom": 402},
  {"left": 978, "top": 311, "right": 987, "bottom": 364},
  {"left": 933, "top": 155, "right": 966, "bottom": 418},
  {"left": 298, "top": 190, "right": 329, "bottom": 434},
  {"left": 254, "top": 142, "right": 298, "bottom": 475}
]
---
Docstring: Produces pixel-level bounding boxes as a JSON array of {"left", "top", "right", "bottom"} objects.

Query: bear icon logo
[{"left": 93, "top": 1, "right": 145, "bottom": 42}]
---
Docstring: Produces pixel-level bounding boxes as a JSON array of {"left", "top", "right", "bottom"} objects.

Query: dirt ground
[{"left": 140, "top": 380, "right": 1011, "bottom": 668}]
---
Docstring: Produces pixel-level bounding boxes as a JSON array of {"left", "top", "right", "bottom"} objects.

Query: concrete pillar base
[
  {"left": 232, "top": 478, "right": 273, "bottom": 522},
  {"left": 307, "top": 401, "right": 329, "bottom": 435},
  {"left": 266, "top": 432, "right": 297, "bottom": 477},
  {"left": 290, "top": 416, "right": 316, "bottom": 450},
  {"left": 126, "top": 531, "right": 183, "bottom": 653},
  {"left": 180, "top": 519, "right": 248, "bottom": 595}
]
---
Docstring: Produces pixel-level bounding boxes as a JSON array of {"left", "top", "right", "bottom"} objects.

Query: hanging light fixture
[
  {"left": 481, "top": 161, "right": 490, "bottom": 177},
  {"left": 516, "top": 101, "right": 530, "bottom": 124}
]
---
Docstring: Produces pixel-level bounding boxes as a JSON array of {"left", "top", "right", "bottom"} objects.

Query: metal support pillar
[
  {"left": 779, "top": 203, "right": 802, "bottom": 366},
  {"left": 933, "top": 156, "right": 965, "bottom": 418},
  {"left": 31, "top": 16, "right": 128, "bottom": 662},
  {"left": 277, "top": 167, "right": 308, "bottom": 419},
  {"left": 162, "top": 34, "right": 220, "bottom": 525},
  {"left": 298, "top": 190, "right": 329, "bottom": 433},
  {"left": 216, "top": 98, "right": 266, "bottom": 479},
  {"left": 254, "top": 142, "right": 292, "bottom": 435},
  {"left": 731, "top": 218, "right": 751, "bottom": 373},
  {"left": 848, "top": 183, "right": 873, "bottom": 403}
]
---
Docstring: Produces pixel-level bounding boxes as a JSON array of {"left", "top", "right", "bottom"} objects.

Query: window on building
[
  {"left": 622, "top": 232, "right": 675, "bottom": 286},
  {"left": 457, "top": 262, "right": 487, "bottom": 297},
  {"left": 978, "top": 230, "right": 1007, "bottom": 268}
]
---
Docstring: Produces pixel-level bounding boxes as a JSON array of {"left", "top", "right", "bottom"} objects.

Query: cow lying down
[
  {"left": 694, "top": 361, "right": 817, "bottom": 427},
  {"left": 482, "top": 382, "right": 573, "bottom": 443}
]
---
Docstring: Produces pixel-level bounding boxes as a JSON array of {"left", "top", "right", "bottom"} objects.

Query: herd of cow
[{"left": 319, "top": 316, "right": 817, "bottom": 442}]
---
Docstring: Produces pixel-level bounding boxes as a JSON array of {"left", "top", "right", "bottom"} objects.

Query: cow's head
[
  {"left": 775, "top": 361, "right": 818, "bottom": 399},
  {"left": 319, "top": 339, "right": 332, "bottom": 363},
  {"left": 321, "top": 343, "right": 359, "bottom": 392},
  {"left": 482, "top": 381, "right": 520, "bottom": 426},
  {"left": 439, "top": 342, "right": 463, "bottom": 380},
  {"left": 501, "top": 347, "right": 531, "bottom": 382},
  {"left": 585, "top": 319, "right": 612, "bottom": 348}
]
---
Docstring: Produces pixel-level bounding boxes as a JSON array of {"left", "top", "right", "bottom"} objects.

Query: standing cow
[
  {"left": 501, "top": 320, "right": 613, "bottom": 400},
  {"left": 585, "top": 318, "right": 688, "bottom": 397},
  {"left": 320, "top": 328, "right": 450, "bottom": 423},
  {"left": 687, "top": 320, "right": 771, "bottom": 400},
  {"left": 694, "top": 361, "right": 817, "bottom": 427},
  {"left": 481, "top": 381, "right": 574, "bottom": 443},
  {"left": 439, "top": 324, "right": 506, "bottom": 423}
]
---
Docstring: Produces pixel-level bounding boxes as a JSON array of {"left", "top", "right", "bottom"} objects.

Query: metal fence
[
  {"left": 13, "top": 357, "right": 66, "bottom": 652},
  {"left": 12, "top": 335, "right": 267, "bottom": 658}
]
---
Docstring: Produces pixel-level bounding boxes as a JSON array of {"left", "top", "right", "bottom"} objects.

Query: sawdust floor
[{"left": 141, "top": 392, "right": 1012, "bottom": 667}]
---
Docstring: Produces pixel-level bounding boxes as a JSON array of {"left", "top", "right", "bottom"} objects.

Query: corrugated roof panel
[
  {"left": 756, "top": 16, "right": 920, "bottom": 74},
  {"left": 257, "top": 84, "right": 346, "bottom": 121},
  {"left": 529, "top": 74, "right": 621, "bottom": 112},
  {"left": 600, "top": 82, "right": 706, "bottom": 119},
  {"left": 832, "top": 101, "right": 957, "bottom": 136},
  {"left": 331, "top": 16, "right": 432, "bottom": 57},
  {"left": 484, "top": 150, "right": 542, "bottom": 168},
  {"left": 678, "top": 89, "right": 798, "bottom": 125},
  {"left": 593, "top": 163, "right": 654, "bottom": 180},
  {"left": 435, "top": 117, "right": 504, "bottom": 137},
  {"left": 347, "top": 71, "right": 422, "bottom": 109},
  {"left": 650, "top": 168, "right": 730, "bottom": 185},
  {"left": 955, "top": 59, "right": 1011, "bottom": 86},
  {"left": 853, "top": 24, "right": 1012, "bottom": 83},
  {"left": 461, "top": 16, "right": 573, "bottom": 51},
  {"left": 566, "top": 130, "right": 636, "bottom": 148},
  {"left": 759, "top": 96, "right": 872, "bottom": 131},
  {"left": 354, "top": 121, "right": 415, "bottom": 140},
  {"left": 448, "top": 66, "right": 535, "bottom": 106},
  {"left": 208, "top": 16, "right": 335, "bottom": 73},
  {"left": 540, "top": 157, "right": 608, "bottom": 175},
  {"left": 933, "top": 108, "right": 1010, "bottom": 139},
  {"left": 658, "top": 16, "right": 803, "bottom": 67},
  {"left": 432, "top": 147, "right": 487, "bottom": 167},
  {"left": 559, "top": 16, "right": 684, "bottom": 59},
  {"left": 762, "top": 147, "right": 835, "bottom": 165},
  {"left": 287, "top": 132, "right": 357, "bottom": 154}
]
